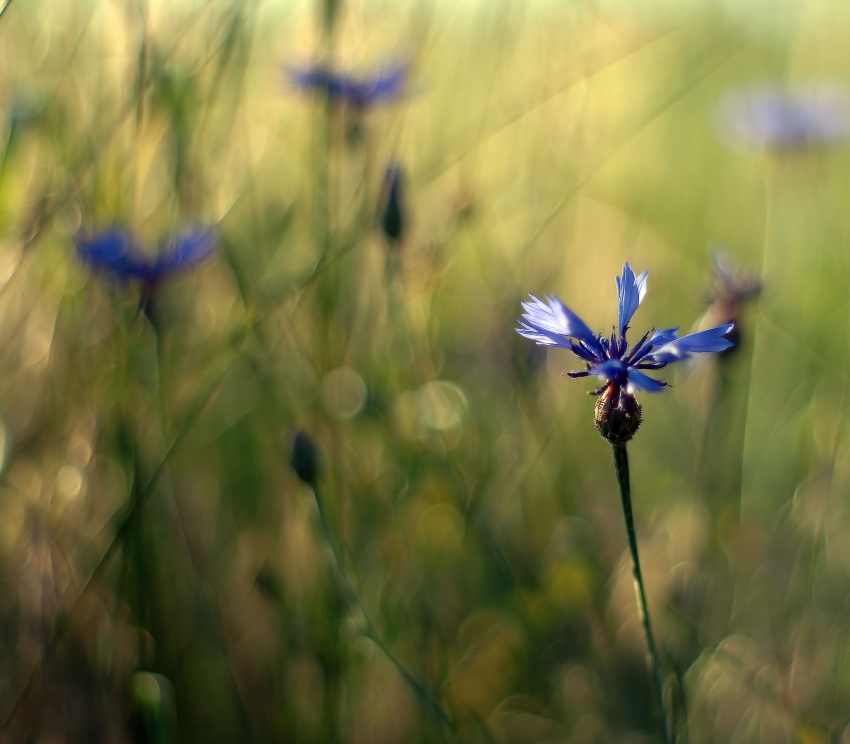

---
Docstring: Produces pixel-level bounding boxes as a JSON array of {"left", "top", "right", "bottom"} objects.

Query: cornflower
[
  {"left": 379, "top": 165, "right": 405, "bottom": 245},
  {"left": 77, "top": 227, "right": 215, "bottom": 318},
  {"left": 716, "top": 84, "right": 850, "bottom": 149},
  {"left": 517, "top": 263, "right": 733, "bottom": 443},
  {"left": 516, "top": 263, "right": 734, "bottom": 743},
  {"left": 288, "top": 62, "right": 409, "bottom": 108},
  {"left": 77, "top": 228, "right": 214, "bottom": 284}
]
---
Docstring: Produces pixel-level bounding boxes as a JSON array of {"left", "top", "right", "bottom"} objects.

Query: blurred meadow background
[{"left": 1, "top": 0, "right": 850, "bottom": 741}]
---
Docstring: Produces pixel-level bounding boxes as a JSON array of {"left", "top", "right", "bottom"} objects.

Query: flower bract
[{"left": 516, "top": 263, "right": 734, "bottom": 395}]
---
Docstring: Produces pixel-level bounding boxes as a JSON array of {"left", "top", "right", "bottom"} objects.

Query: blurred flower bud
[
  {"left": 703, "top": 251, "right": 762, "bottom": 356},
  {"left": 131, "top": 672, "right": 176, "bottom": 744},
  {"left": 290, "top": 430, "right": 321, "bottom": 487},
  {"left": 594, "top": 385, "right": 642, "bottom": 444},
  {"left": 379, "top": 165, "right": 405, "bottom": 245}
]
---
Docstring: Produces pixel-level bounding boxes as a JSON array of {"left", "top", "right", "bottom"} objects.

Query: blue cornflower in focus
[
  {"left": 715, "top": 85, "right": 850, "bottom": 149},
  {"left": 289, "top": 62, "right": 409, "bottom": 107},
  {"left": 76, "top": 227, "right": 215, "bottom": 285},
  {"left": 516, "top": 263, "right": 734, "bottom": 442}
]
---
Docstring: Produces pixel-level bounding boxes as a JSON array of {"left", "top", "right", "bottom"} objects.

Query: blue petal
[
  {"left": 289, "top": 66, "right": 330, "bottom": 89},
  {"left": 628, "top": 326, "right": 679, "bottom": 364},
  {"left": 515, "top": 321, "right": 572, "bottom": 349},
  {"left": 520, "top": 294, "right": 603, "bottom": 358},
  {"left": 289, "top": 66, "right": 346, "bottom": 97},
  {"left": 346, "top": 64, "right": 409, "bottom": 104},
  {"left": 649, "top": 327, "right": 679, "bottom": 346},
  {"left": 125, "top": 256, "right": 159, "bottom": 282},
  {"left": 163, "top": 229, "right": 216, "bottom": 268},
  {"left": 77, "top": 229, "right": 135, "bottom": 279},
  {"left": 669, "top": 325, "right": 735, "bottom": 354},
  {"left": 590, "top": 359, "right": 628, "bottom": 383},
  {"left": 626, "top": 369, "right": 667, "bottom": 392},
  {"left": 645, "top": 324, "right": 735, "bottom": 363},
  {"left": 140, "top": 230, "right": 214, "bottom": 281},
  {"left": 616, "top": 263, "right": 648, "bottom": 335}
]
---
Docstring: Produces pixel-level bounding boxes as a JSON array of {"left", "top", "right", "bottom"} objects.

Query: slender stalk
[
  {"left": 1, "top": 327, "right": 248, "bottom": 734},
  {"left": 311, "top": 482, "right": 457, "bottom": 735},
  {"left": 611, "top": 443, "right": 669, "bottom": 744},
  {"left": 738, "top": 169, "right": 772, "bottom": 524}
]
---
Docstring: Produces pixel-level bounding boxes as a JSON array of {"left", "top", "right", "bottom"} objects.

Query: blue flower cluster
[
  {"left": 76, "top": 228, "right": 215, "bottom": 284},
  {"left": 716, "top": 85, "right": 850, "bottom": 148},
  {"left": 516, "top": 263, "right": 734, "bottom": 395},
  {"left": 289, "top": 63, "right": 409, "bottom": 107}
]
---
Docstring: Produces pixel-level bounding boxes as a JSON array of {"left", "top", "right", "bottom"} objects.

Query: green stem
[
  {"left": 311, "top": 483, "right": 457, "bottom": 735},
  {"left": 611, "top": 444, "right": 669, "bottom": 744}
]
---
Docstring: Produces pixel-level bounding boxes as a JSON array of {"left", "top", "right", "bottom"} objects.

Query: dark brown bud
[
  {"left": 594, "top": 384, "right": 642, "bottom": 444},
  {"left": 290, "top": 431, "right": 321, "bottom": 487}
]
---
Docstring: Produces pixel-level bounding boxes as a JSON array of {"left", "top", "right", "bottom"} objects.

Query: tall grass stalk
[{"left": 310, "top": 479, "right": 457, "bottom": 735}]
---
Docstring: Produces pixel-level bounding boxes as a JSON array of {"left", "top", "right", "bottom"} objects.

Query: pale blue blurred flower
[
  {"left": 288, "top": 62, "right": 409, "bottom": 107},
  {"left": 77, "top": 227, "right": 215, "bottom": 284},
  {"left": 708, "top": 251, "right": 762, "bottom": 306},
  {"left": 516, "top": 263, "right": 734, "bottom": 394},
  {"left": 716, "top": 85, "right": 850, "bottom": 149}
]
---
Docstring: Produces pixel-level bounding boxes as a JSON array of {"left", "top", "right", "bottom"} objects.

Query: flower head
[
  {"left": 76, "top": 227, "right": 215, "bottom": 285},
  {"left": 516, "top": 263, "right": 734, "bottom": 442},
  {"left": 288, "top": 62, "right": 409, "bottom": 108},
  {"left": 715, "top": 85, "right": 850, "bottom": 149}
]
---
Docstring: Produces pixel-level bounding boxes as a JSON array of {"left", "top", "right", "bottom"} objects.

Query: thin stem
[
  {"left": 1, "top": 327, "right": 248, "bottom": 733},
  {"left": 738, "top": 168, "right": 772, "bottom": 523},
  {"left": 311, "top": 482, "right": 457, "bottom": 735},
  {"left": 611, "top": 443, "right": 669, "bottom": 744}
]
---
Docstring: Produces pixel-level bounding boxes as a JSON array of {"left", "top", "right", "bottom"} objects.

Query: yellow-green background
[{"left": 0, "top": 0, "right": 847, "bottom": 741}]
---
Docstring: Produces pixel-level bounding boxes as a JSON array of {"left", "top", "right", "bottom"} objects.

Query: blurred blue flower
[
  {"left": 288, "top": 62, "right": 409, "bottom": 107},
  {"left": 708, "top": 251, "right": 762, "bottom": 306},
  {"left": 77, "top": 227, "right": 215, "bottom": 284},
  {"left": 716, "top": 85, "right": 850, "bottom": 149},
  {"left": 700, "top": 251, "right": 762, "bottom": 354},
  {"left": 516, "top": 263, "right": 734, "bottom": 395}
]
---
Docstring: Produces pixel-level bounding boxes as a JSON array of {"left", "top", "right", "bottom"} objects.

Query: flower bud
[
  {"left": 379, "top": 166, "right": 404, "bottom": 245},
  {"left": 290, "top": 431, "right": 320, "bottom": 487},
  {"left": 594, "top": 385, "right": 642, "bottom": 444}
]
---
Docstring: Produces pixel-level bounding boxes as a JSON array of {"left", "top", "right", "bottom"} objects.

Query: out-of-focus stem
[
  {"left": 611, "top": 443, "right": 669, "bottom": 744},
  {"left": 315, "top": 0, "right": 335, "bottom": 268},
  {"left": 311, "top": 482, "right": 457, "bottom": 734}
]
